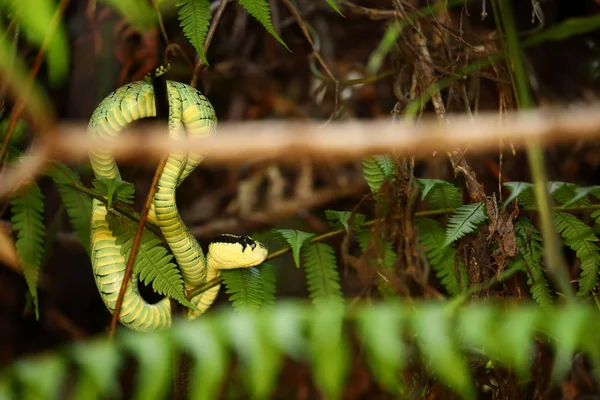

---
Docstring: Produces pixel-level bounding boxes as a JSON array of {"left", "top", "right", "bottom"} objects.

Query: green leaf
[
  {"left": 302, "top": 243, "right": 344, "bottom": 306},
  {"left": 523, "top": 14, "right": 600, "bottom": 47},
  {"left": 14, "top": 354, "right": 66, "bottom": 400},
  {"left": 223, "top": 310, "right": 281, "bottom": 399},
  {"left": 416, "top": 217, "right": 467, "bottom": 296},
  {"left": 272, "top": 229, "right": 315, "bottom": 268},
  {"left": 121, "top": 332, "right": 172, "bottom": 400},
  {"left": 502, "top": 181, "right": 534, "bottom": 208},
  {"left": 176, "top": 0, "right": 211, "bottom": 66},
  {"left": 362, "top": 155, "right": 395, "bottom": 193},
  {"left": 173, "top": 321, "right": 227, "bottom": 400},
  {"left": 92, "top": 178, "right": 135, "bottom": 207},
  {"left": 324, "top": 0, "right": 344, "bottom": 16},
  {"left": 545, "top": 305, "right": 590, "bottom": 381},
  {"left": 222, "top": 267, "right": 265, "bottom": 310},
  {"left": 553, "top": 212, "right": 600, "bottom": 296},
  {"left": 46, "top": 163, "right": 92, "bottom": 254},
  {"left": 592, "top": 209, "right": 600, "bottom": 226},
  {"left": 417, "top": 178, "right": 461, "bottom": 209},
  {"left": 107, "top": 214, "right": 195, "bottom": 310},
  {"left": 238, "top": 0, "right": 290, "bottom": 51},
  {"left": 4, "top": 0, "right": 69, "bottom": 84},
  {"left": 443, "top": 202, "right": 488, "bottom": 247},
  {"left": 458, "top": 304, "right": 538, "bottom": 377},
  {"left": 548, "top": 181, "right": 590, "bottom": 206},
  {"left": 71, "top": 340, "right": 122, "bottom": 400},
  {"left": 412, "top": 304, "right": 475, "bottom": 399},
  {"left": 511, "top": 217, "right": 552, "bottom": 307},
  {"left": 99, "top": 0, "right": 156, "bottom": 31},
  {"left": 309, "top": 303, "right": 348, "bottom": 400},
  {"left": 10, "top": 183, "right": 45, "bottom": 319},
  {"left": 356, "top": 303, "right": 405, "bottom": 393}
]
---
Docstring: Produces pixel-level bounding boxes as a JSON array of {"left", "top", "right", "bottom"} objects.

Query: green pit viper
[{"left": 87, "top": 68, "right": 269, "bottom": 332}]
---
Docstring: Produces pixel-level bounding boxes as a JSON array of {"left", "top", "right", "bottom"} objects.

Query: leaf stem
[{"left": 495, "top": 0, "right": 574, "bottom": 299}]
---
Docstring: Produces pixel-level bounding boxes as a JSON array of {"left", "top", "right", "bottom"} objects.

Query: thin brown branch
[
  {"left": 281, "top": 0, "right": 339, "bottom": 122},
  {"left": 3, "top": 105, "right": 600, "bottom": 198},
  {"left": 190, "top": 0, "right": 229, "bottom": 87},
  {"left": 107, "top": 155, "right": 168, "bottom": 339}
]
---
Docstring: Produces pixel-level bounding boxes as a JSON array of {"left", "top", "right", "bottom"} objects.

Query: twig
[
  {"left": 4, "top": 105, "right": 600, "bottom": 198},
  {"left": 107, "top": 156, "right": 168, "bottom": 339},
  {"left": 190, "top": 0, "right": 229, "bottom": 87},
  {"left": 280, "top": 0, "right": 339, "bottom": 123}
]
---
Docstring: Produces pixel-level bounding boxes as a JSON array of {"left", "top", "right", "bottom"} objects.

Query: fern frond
[
  {"left": 3, "top": 301, "right": 600, "bottom": 399},
  {"left": 553, "top": 212, "right": 600, "bottom": 296},
  {"left": 502, "top": 181, "right": 534, "bottom": 208},
  {"left": 362, "top": 155, "right": 395, "bottom": 193},
  {"left": 106, "top": 214, "right": 195, "bottom": 310},
  {"left": 415, "top": 217, "right": 467, "bottom": 296},
  {"left": 71, "top": 340, "right": 121, "bottom": 398},
  {"left": 412, "top": 304, "right": 475, "bottom": 398},
  {"left": 10, "top": 182, "right": 45, "bottom": 319},
  {"left": 302, "top": 243, "right": 344, "bottom": 305},
  {"left": 355, "top": 303, "right": 405, "bottom": 392},
  {"left": 324, "top": 210, "right": 366, "bottom": 232},
  {"left": 176, "top": 0, "right": 211, "bottom": 65},
  {"left": 260, "top": 262, "right": 277, "bottom": 306},
  {"left": 592, "top": 209, "right": 600, "bottom": 226},
  {"left": 443, "top": 202, "right": 488, "bottom": 247},
  {"left": 92, "top": 178, "right": 135, "bottom": 207},
  {"left": 47, "top": 163, "right": 92, "bottom": 254},
  {"left": 417, "top": 178, "right": 461, "bottom": 209},
  {"left": 222, "top": 267, "right": 265, "bottom": 310},
  {"left": 512, "top": 217, "right": 552, "bottom": 307},
  {"left": 548, "top": 181, "right": 590, "bottom": 206},
  {"left": 238, "top": 0, "right": 290, "bottom": 50},
  {"left": 272, "top": 229, "right": 315, "bottom": 268}
]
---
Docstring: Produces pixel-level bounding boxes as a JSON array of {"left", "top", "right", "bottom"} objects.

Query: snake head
[{"left": 208, "top": 234, "right": 269, "bottom": 270}]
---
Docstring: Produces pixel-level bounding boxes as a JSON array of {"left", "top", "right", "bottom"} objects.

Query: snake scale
[{"left": 87, "top": 70, "right": 269, "bottom": 332}]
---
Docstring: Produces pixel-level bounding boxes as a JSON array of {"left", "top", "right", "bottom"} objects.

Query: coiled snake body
[{"left": 88, "top": 76, "right": 268, "bottom": 332}]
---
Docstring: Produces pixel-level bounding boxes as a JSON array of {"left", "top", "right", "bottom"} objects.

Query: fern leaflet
[
  {"left": 92, "top": 178, "right": 135, "bottom": 207},
  {"left": 176, "top": 0, "right": 211, "bottom": 65},
  {"left": 272, "top": 229, "right": 315, "bottom": 268},
  {"left": 362, "top": 155, "right": 395, "bottom": 193},
  {"left": 324, "top": 0, "right": 344, "bottom": 16},
  {"left": 222, "top": 267, "right": 266, "bottom": 310},
  {"left": 511, "top": 217, "right": 552, "bottom": 307},
  {"left": 238, "top": 0, "right": 290, "bottom": 50},
  {"left": 10, "top": 182, "right": 45, "bottom": 319},
  {"left": 46, "top": 163, "right": 92, "bottom": 254},
  {"left": 548, "top": 181, "right": 590, "bottom": 206},
  {"left": 416, "top": 217, "right": 467, "bottom": 296},
  {"left": 553, "top": 212, "right": 600, "bottom": 296},
  {"left": 417, "top": 178, "right": 461, "bottom": 209},
  {"left": 502, "top": 181, "right": 534, "bottom": 208},
  {"left": 324, "top": 210, "right": 366, "bottom": 232},
  {"left": 106, "top": 214, "right": 196, "bottom": 310},
  {"left": 302, "top": 243, "right": 344, "bottom": 305},
  {"left": 443, "top": 201, "right": 488, "bottom": 247}
]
